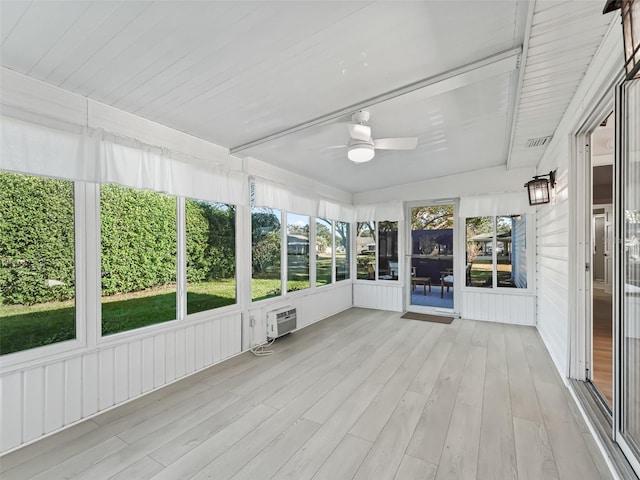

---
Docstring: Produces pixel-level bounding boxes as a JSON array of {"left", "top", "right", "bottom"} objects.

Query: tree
[
  {"left": 251, "top": 210, "right": 280, "bottom": 243},
  {"left": 411, "top": 206, "right": 454, "bottom": 230},
  {"left": 316, "top": 221, "right": 332, "bottom": 253},
  {"left": 252, "top": 231, "right": 281, "bottom": 274}
]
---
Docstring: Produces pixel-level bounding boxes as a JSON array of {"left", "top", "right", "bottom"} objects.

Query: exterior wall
[
  {"left": 513, "top": 216, "right": 527, "bottom": 288},
  {"left": 535, "top": 22, "right": 623, "bottom": 379},
  {"left": 535, "top": 175, "right": 570, "bottom": 376}
]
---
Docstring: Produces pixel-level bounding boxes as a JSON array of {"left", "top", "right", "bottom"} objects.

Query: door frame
[
  {"left": 613, "top": 77, "right": 640, "bottom": 476},
  {"left": 570, "top": 86, "right": 617, "bottom": 383},
  {"left": 404, "top": 199, "right": 460, "bottom": 316}
]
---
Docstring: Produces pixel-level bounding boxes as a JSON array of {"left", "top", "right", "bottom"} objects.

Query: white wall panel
[
  {"left": 141, "top": 337, "right": 155, "bottom": 393},
  {"left": 113, "top": 344, "right": 129, "bottom": 404},
  {"left": 153, "top": 335, "right": 166, "bottom": 389},
  {"left": 174, "top": 329, "right": 186, "bottom": 379},
  {"left": 212, "top": 320, "right": 221, "bottom": 364},
  {"left": 22, "top": 368, "right": 44, "bottom": 442},
  {"left": 462, "top": 291, "right": 535, "bottom": 325},
  {"left": 164, "top": 332, "right": 176, "bottom": 384},
  {"left": 532, "top": 17, "right": 622, "bottom": 380},
  {"left": 246, "top": 283, "right": 353, "bottom": 348},
  {"left": 185, "top": 325, "right": 196, "bottom": 374},
  {"left": 0, "top": 313, "right": 242, "bottom": 455},
  {"left": 128, "top": 340, "right": 142, "bottom": 398},
  {"left": 44, "top": 363, "right": 64, "bottom": 434},
  {"left": 353, "top": 283, "right": 403, "bottom": 312},
  {"left": 99, "top": 348, "right": 115, "bottom": 410},
  {"left": 1, "top": 373, "right": 23, "bottom": 451},
  {"left": 195, "top": 323, "right": 205, "bottom": 371},
  {"left": 64, "top": 358, "right": 82, "bottom": 424},
  {"left": 81, "top": 353, "right": 99, "bottom": 417}
]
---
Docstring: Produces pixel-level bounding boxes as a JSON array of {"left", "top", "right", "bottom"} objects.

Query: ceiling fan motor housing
[{"left": 352, "top": 110, "right": 370, "bottom": 124}]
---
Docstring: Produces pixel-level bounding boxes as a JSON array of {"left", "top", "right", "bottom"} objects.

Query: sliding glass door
[{"left": 617, "top": 77, "right": 640, "bottom": 475}]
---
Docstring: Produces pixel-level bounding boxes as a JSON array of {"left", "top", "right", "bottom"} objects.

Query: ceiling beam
[
  {"left": 506, "top": 0, "right": 536, "bottom": 171},
  {"left": 230, "top": 47, "right": 522, "bottom": 154}
]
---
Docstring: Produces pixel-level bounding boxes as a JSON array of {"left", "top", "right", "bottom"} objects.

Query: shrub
[{"left": 0, "top": 172, "right": 75, "bottom": 305}]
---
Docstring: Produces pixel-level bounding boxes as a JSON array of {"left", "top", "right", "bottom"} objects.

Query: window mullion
[
  {"left": 281, "top": 211, "right": 287, "bottom": 296},
  {"left": 85, "top": 182, "right": 100, "bottom": 346},
  {"left": 177, "top": 197, "right": 186, "bottom": 321},
  {"left": 491, "top": 216, "right": 498, "bottom": 290}
]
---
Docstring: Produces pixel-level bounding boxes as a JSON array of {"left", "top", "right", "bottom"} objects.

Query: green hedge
[
  {"left": 0, "top": 173, "right": 236, "bottom": 306},
  {"left": 0, "top": 173, "right": 75, "bottom": 305}
]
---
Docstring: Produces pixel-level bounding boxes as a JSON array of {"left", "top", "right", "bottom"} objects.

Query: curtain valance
[
  {"left": 458, "top": 193, "right": 533, "bottom": 218},
  {"left": 0, "top": 114, "right": 248, "bottom": 206},
  {"left": 253, "top": 180, "right": 319, "bottom": 217},
  {"left": 355, "top": 202, "right": 404, "bottom": 222}
]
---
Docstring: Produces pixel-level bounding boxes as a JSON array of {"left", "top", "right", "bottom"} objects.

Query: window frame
[
  {"left": 463, "top": 213, "right": 534, "bottom": 294},
  {"left": 0, "top": 175, "right": 85, "bottom": 366},
  {"left": 355, "top": 220, "right": 400, "bottom": 283}
]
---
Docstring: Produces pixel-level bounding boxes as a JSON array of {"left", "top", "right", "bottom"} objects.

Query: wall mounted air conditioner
[{"left": 266, "top": 306, "right": 297, "bottom": 339}]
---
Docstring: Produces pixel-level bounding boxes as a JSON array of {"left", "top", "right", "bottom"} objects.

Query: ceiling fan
[{"left": 344, "top": 110, "right": 418, "bottom": 163}]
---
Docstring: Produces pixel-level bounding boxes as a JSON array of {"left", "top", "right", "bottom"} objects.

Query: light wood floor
[
  {"left": 592, "top": 285, "right": 613, "bottom": 407},
  {"left": 0, "top": 308, "right": 614, "bottom": 480}
]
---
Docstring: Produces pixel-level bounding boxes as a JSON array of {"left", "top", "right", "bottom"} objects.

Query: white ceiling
[{"left": 0, "top": 1, "right": 615, "bottom": 194}]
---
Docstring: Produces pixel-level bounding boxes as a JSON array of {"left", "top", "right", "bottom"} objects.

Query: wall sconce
[
  {"left": 525, "top": 170, "right": 556, "bottom": 206},
  {"left": 604, "top": 0, "right": 640, "bottom": 80}
]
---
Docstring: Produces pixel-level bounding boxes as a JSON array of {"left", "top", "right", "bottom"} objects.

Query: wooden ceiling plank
[
  {"left": 45, "top": 2, "right": 152, "bottom": 87},
  {"left": 0, "top": 1, "right": 31, "bottom": 45},
  {"left": 1, "top": 2, "right": 91, "bottom": 74},
  {"left": 28, "top": 2, "right": 122, "bottom": 81}
]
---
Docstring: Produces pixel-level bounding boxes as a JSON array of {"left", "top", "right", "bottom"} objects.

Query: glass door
[
  {"left": 617, "top": 77, "right": 640, "bottom": 475},
  {"left": 407, "top": 203, "right": 456, "bottom": 313}
]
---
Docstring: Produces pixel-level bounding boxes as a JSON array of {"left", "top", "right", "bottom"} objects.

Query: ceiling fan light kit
[
  {"left": 348, "top": 140, "right": 375, "bottom": 163},
  {"left": 343, "top": 110, "right": 418, "bottom": 163}
]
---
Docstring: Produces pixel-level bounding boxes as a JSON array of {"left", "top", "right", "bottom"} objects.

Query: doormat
[{"left": 400, "top": 312, "right": 454, "bottom": 324}]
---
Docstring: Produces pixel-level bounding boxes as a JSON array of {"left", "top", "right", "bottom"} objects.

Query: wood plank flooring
[
  {"left": 0, "top": 308, "right": 614, "bottom": 480},
  {"left": 592, "top": 285, "right": 613, "bottom": 407}
]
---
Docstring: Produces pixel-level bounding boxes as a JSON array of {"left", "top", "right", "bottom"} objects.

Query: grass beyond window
[{"left": 0, "top": 280, "right": 236, "bottom": 354}]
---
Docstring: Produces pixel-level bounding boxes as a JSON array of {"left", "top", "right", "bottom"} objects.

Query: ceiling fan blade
[
  {"left": 348, "top": 123, "right": 371, "bottom": 141},
  {"left": 326, "top": 145, "right": 347, "bottom": 149},
  {"left": 374, "top": 137, "right": 418, "bottom": 150}
]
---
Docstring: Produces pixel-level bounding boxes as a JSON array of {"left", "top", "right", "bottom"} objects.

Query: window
[
  {"left": 356, "top": 221, "right": 399, "bottom": 281},
  {"left": 251, "top": 207, "right": 282, "bottom": 301},
  {"left": 316, "top": 218, "right": 333, "bottom": 287},
  {"left": 287, "top": 213, "right": 310, "bottom": 292},
  {"left": 100, "top": 185, "right": 177, "bottom": 335},
  {"left": 0, "top": 172, "right": 76, "bottom": 355},
  {"left": 185, "top": 199, "right": 236, "bottom": 315},
  {"left": 378, "top": 221, "right": 399, "bottom": 281},
  {"left": 465, "top": 214, "right": 527, "bottom": 289},
  {"left": 335, "top": 221, "right": 351, "bottom": 281},
  {"left": 357, "top": 222, "right": 376, "bottom": 280}
]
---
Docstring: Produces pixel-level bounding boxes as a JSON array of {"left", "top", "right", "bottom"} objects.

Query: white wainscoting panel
[
  {"left": 0, "top": 312, "right": 241, "bottom": 454},
  {"left": 353, "top": 283, "right": 403, "bottom": 312},
  {"left": 462, "top": 290, "right": 536, "bottom": 325},
  {"left": 247, "top": 282, "right": 353, "bottom": 348}
]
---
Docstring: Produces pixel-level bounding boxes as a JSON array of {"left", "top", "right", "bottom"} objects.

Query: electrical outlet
[{"left": 250, "top": 316, "right": 255, "bottom": 327}]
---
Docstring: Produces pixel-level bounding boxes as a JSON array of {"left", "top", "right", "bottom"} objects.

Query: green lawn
[
  {"left": 2, "top": 271, "right": 348, "bottom": 355},
  {"left": 0, "top": 280, "right": 237, "bottom": 355}
]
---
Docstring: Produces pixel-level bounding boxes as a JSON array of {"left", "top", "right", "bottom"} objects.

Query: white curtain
[
  {"left": 355, "top": 202, "right": 404, "bottom": 222},
  {"left": 1, "top": 114, "right": 248, "bottom": 206},
  {"left": 458, "top": 193, "right": 533, "bottom": 218},
  {"left": 253, "top": 180, "right": 319, "bottom": 217},
  {"left": 1, "top": 115, "right": 99, "bottom": 182},
  {"left": 317, "top": 199, "right": 356, "bottom": 222}
]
